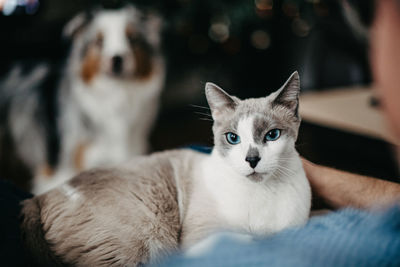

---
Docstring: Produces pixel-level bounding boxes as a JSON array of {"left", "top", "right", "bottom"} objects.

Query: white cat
[{"left": 20, "top": 72, "right": 311, "bottom": 266}]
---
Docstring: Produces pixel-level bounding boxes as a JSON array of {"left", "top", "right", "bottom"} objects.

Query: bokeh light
[
  {"left": 208, "top": 16, "right": 230, "bottom": 43},
  {"left": 0, "top": 0, "right": 5, "bottom": 11},
  {"left": 25, "top": 0, "right": 39, "bottom": 14},
  {"left": 255, "top": 0, "right": 273, "bottom": 11},
  {"left": 255, "top": 0, "right": 274, "bottom": 18},
  {"left": 292, "top": 18, "right": 311, "bottom": 37},
  {"left": 1, "top": 0, "right": 39, "bottom": 15},
  {"left": 282, "top": 1, "right": 299, "bottom": 18},
  {"left": 251, "top": 30, "right": 271, "bottom": 50},
  {"left": 3, "top": 0, "right": 17, "bottom": 15}
]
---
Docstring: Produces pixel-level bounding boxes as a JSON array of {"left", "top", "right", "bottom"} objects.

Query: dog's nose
[
  {"left": 112, "top": 55, "right": 123, "bottom": 74},
  {"left": 245, "top": 156, "right": 261, "bottom": 169}
]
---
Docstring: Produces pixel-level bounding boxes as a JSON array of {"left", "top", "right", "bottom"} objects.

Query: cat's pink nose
[{"left": 245, "top": 156, "right": 260, "bottom": 168}]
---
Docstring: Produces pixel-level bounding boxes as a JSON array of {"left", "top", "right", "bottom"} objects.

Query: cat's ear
[
  {"left": 272, "top": 71, "right": 300, "bottom": 117},
  {"left": 205, "top": 83, "right": 237, "bottom": 119}
]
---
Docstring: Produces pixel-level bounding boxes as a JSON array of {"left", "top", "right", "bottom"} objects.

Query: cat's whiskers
[
  {"left": 192, "top": 104, "right": 212, "bottom": 121},
  {"left": 268, "top": 159, "right": 294, "bottom": 164},
  {"left": 269, "top": 156, "right": 296, "bottom": 161},
  {"left": 198, "top": 117, "right": 214, "bottom": 122},
  {"left": 277, "top": 168, "right": 296, "bottom": 178},
  {"left": 269, "top": 158, "right": 298, "bottom": 167},
  {"left": 268, "top": 164, "right": 297, "bottom": 177},
  {"left": 194, "top": 111, "right": 213, "bottom": 122},
  {"left": 277, "top": 164, "right": 297, "bottom": 175},
  {"left": 270, "top": 170, "right": 284, "bottom": 183},
  {"left": 190, "top": 104, "right": 211, "bottom": 110},
  {"left": 272, "top": 168, "right": 290, "bottom": 180},
  {"left": 194, "top": 111, "right": 212, "bottom": 118}
]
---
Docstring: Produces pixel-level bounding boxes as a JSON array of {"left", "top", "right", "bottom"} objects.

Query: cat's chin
[{"left": 246, "top": 172, "right": 265, "bottom": 183}]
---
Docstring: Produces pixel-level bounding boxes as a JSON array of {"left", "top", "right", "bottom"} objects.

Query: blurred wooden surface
[{"left": 299, "top": 87, "right": 398, "bottom": 145}]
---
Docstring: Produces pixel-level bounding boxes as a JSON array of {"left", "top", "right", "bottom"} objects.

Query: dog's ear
[
  {"left": 125, "top": 4, "right": 163, "bottom": 47},
  {"left": 144, "top": 12, "right": 163, "bottom": 47},
  {"left": 63, "top": 12, "right": 88, "bottom": 39},
  {"left": 63, "top": 10, "right": 96, "bottom": 40}
]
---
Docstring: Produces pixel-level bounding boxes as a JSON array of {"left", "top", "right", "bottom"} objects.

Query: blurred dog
[{"left": 0, "top": 5, "right": 165, "bottom": 194}]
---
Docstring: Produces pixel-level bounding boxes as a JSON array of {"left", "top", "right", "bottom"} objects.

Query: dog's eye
[
  {"left": 127, "top": 34, "right": 139, "bottom": 44},
  {"left": 128, "top": 35, "right": 137, "bottom": 43},
  {"left": 126, "top": 26, "right": 138, "bottom": 44}
]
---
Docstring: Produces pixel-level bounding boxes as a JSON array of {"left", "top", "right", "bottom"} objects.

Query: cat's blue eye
[
  {"left": 265, "top": 129, "right": 281, "bottom": 142},
  {"left": 225, "top": 132, "right": 241, "bottom": 144}
]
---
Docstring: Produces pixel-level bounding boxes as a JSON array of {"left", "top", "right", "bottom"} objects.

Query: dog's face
[{"left": 65, "top": 6, "right": 162, "bottom": 83}]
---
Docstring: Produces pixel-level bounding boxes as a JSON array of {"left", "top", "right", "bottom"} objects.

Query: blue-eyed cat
[{"left": 20, "top": 71, "right": 311, "bottom": 266}]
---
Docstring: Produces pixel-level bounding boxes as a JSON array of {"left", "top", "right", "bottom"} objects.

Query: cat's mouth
[{"left": 246, "top": 171, "right": 265, "bottom": 182}]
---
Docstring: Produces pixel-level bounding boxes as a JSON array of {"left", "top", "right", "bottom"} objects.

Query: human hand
[{"left": 300, "top": 157, "right": 400, "bottom": 209}]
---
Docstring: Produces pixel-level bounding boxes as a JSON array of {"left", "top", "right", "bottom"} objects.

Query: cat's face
[{"left": 206, "top": 72, "right": 301, "bottom": 182}]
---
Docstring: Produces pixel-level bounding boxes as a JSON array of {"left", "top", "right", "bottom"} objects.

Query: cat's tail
[{"left": 20, "top": 197, "right": 65, "bottom": 267}]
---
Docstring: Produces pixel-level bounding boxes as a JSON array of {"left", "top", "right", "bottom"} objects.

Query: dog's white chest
[{"left": 75, "top": 79, "right": 144, "bottom": 122}]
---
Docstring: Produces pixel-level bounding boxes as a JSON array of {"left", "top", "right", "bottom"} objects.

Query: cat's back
[{"left": 20, "top": 149, "right": 205, "bottom": 266}]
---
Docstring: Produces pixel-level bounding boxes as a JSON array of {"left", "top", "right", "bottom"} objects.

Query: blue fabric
[
  {"left": 158, "top": 205, "right": 400, "bottom": 267},
  {"left": 187, "top": 145, "right": 212, "bottom": 154}
]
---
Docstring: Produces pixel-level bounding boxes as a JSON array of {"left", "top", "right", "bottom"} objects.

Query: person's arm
[{"left": 302, "top": 159, "right": 400, "bottom": 210}]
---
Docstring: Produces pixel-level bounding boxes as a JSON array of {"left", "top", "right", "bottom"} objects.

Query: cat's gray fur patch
[
  {"left": 252, "top": 115, "right": 272, "bottom": 144},
  {"left": 21, "top": 149, "right": 203, "bottom": 266},
  {"left": 246, "top": 146, "right": 259, "bottom": 159}
]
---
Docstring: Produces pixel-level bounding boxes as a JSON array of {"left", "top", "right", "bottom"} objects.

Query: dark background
[
  {"left": 1, "top": 0, "right": 398, "bottom": 192},
  {"left": 0, "top": 0, "right": 372, "bottom": 93}
]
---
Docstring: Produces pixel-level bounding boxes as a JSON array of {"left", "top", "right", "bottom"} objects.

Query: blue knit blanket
[{"left": 158, "top": 205, "right": 400, "bottom": 266}]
